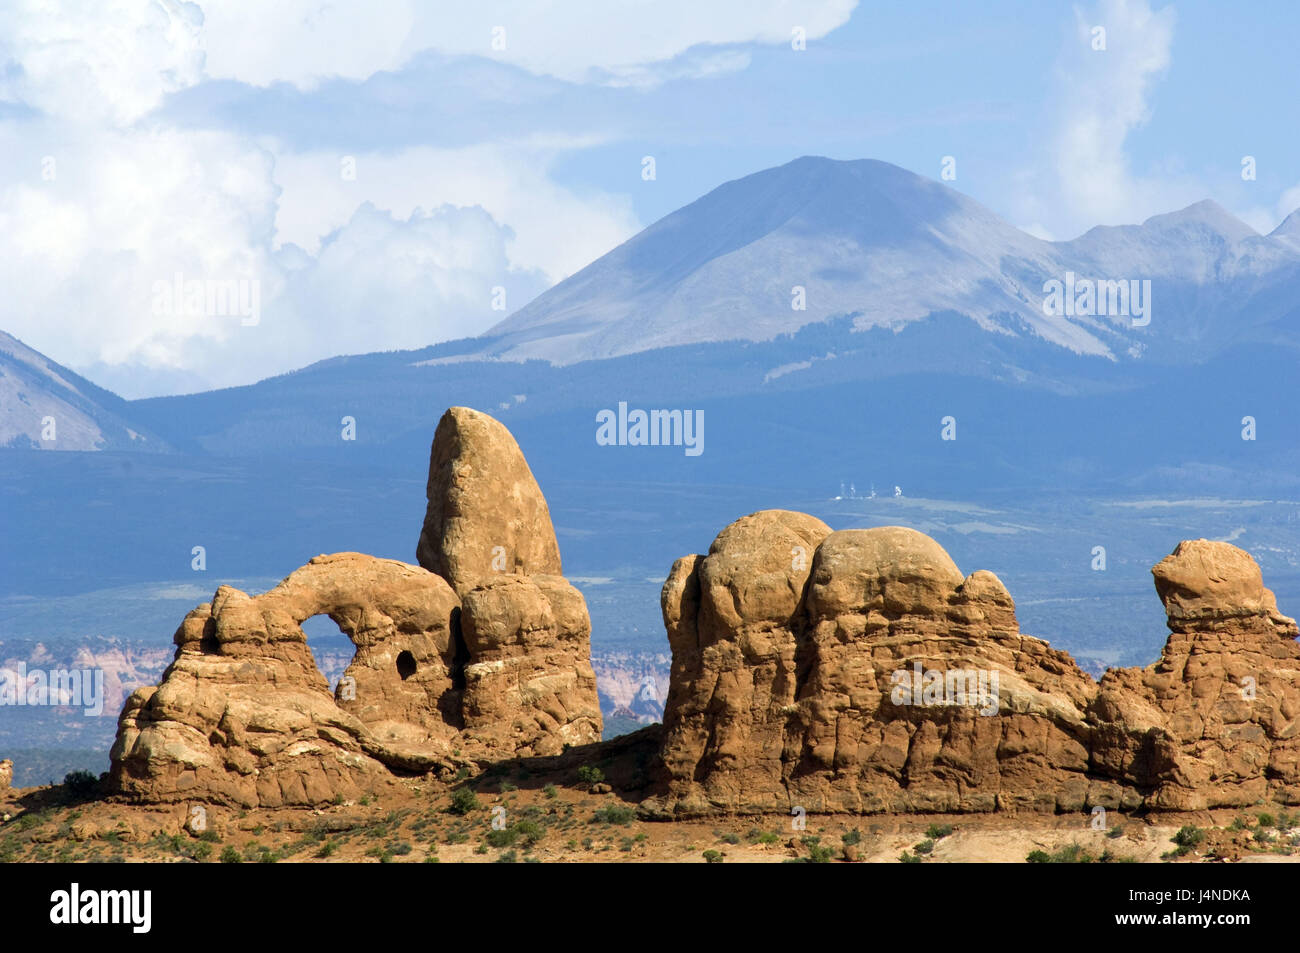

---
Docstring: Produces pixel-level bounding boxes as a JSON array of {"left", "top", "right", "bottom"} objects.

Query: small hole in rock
[{"left": 396, "top": 650, "right": 417, "bottom": 680}]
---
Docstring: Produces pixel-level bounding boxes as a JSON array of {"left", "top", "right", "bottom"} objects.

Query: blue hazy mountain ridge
[
  {"left": 3, "top": 156, "right": 1297, "bottom": 460},
  {"left": 0, "top": 330, "right": 172, "bottom": 452}
]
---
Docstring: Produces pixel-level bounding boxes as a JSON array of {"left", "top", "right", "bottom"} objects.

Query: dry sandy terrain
[{"left": 4, "top": 770, "right": 1298, "bottom": 864}]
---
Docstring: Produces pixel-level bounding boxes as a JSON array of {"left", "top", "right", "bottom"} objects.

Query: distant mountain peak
[
  {"left": 0, "top": 330, "right": 170, "bottom": 452},
  {"left": 1271, "top": 207, "right": 1300, "bottom": 237},
  {"left": 1140, "top": 199, "right": 1258, "bottom": 241}
]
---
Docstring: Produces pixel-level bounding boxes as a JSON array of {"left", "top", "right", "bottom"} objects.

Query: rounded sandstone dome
[
  {"left": 699, "top": 509, "right": 833, "bottom": 628},
  {"left": 959, "top": 569, "right": 1014, "bottom": 606},
  {"left": 807, "top": 526, "right": 964, "bottom": 620},
  {"left": 1152, "top": 539, "right": 1275, "bottom": 621}
]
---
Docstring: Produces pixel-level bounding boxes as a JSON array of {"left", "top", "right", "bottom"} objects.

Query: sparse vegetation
[
  {"left": 576, "top": 765, "right": 604, "bottom": 789},
  {"left": 449, "top": 787, "right": 480, "bottom": 815},
  {"left": 62, "top": 770, "right": 98, "bottom": 799},
  {"left": 590, "top": 805, "right": 635, "bottom": 826},
  {"left": 1028, "top": 843, "right": 1137, "bottom": 863}
]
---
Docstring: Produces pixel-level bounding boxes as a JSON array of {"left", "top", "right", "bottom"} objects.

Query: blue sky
[{"left": 1, "top": 0, "right": 1296, "bottom": 396}]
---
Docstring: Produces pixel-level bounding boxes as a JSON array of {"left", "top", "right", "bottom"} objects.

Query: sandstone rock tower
[
  {"left": 1089, "top": 538, "right": 1300, "bottom": 810},
  {"left": 110, "top": 408, "right": 600, "bottom": 808},
  {"left": 647, "top": 515, "right": 1300, "bottom": 816}
]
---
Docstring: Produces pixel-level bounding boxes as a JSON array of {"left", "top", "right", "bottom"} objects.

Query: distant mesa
[{"left": 107, "top": 408, "right": 1300, "bottom": 816}]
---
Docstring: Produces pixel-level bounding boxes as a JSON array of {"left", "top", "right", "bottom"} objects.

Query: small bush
[
  {"left": 842, "top": 829, "right": 862, "bottom": 846},
  {"left": 219, "top": 846, "right": 242, "bottom": 864},
  {"left": 1171, "top": 825, "right": 1205, "bottom": 856},
  {"left": 807, "top": 843, "right": 835, "bottom": 863},
  {"left": 63, "top": 771, "right": 98, "bottom": 798},
  {"left": 925, "top": 824, "right": 953, "bottom": 840},
  {"left": 543, "top": 783, "right": 558, "bottom": 800},
  {"left": 515, "top": 820, "right": 545, "bottom": 847},
  {"left": 449, "top": 788, "right": 480, "bottom": 815},
  {"left": 702, "top": 850, "right": 724, "bottom": 864},
  {"left": 591, "top": 805, "right": 635, "bottom": 826},
  {"left": 1027, "top": 843, "right": 1135, "bottom": 863},
  {"left": 576, "top": 765, "right": 605, "bottom": 788}
]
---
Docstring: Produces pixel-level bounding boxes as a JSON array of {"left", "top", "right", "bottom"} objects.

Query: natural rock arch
[{"left": 110, "top": 407, "right": 602, "bottom": 809}]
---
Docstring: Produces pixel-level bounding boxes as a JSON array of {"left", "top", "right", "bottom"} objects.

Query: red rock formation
[
  {"left": 649, "top": 517, "right": 1300, "bottom": 816},
  {"left": 1089, "top": 539, "right": 1300, "bottom": 810},
  {"left": 110, "top": 408, "right": 599, "bottom": 808},
  {"left": 416, "top": 406, "right": 562, "bottom": 597}
]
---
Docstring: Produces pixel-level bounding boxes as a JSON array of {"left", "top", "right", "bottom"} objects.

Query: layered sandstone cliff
[{"left": 109, "top": 408, "right": 600, "bottom": 808}]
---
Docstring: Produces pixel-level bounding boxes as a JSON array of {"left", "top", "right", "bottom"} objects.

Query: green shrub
[
  {"left": 925, "top": 824, "right": 953, "bottom": 840},
  {"left": 543, "top": 783, "right": 558, "bottom": 800},
  {"left": 576, "top": 765, "right": 605, "bottom": 788},
  {"left": 515, "top": 819, "right": 545, "bottom": 847},
  {"left": 1026, "top": 843, "right": 1135, "bottom": 863},
  {"left": 63, "top": 770, "right": 98, "bottom": 798},
  {"left": 449, "top": 787, "right": 480, "bottom": 815},
  {"left": 219, "top": 846, "right": 242, "bottom": 864},
  {"left": 702, "top": 849, "right": 724, "bottom": 864},
  {"left": 807, "top": 843, "right": 835, "bottom": 863},
  {"left": 1172, "top": 825, "right": 1205, "bottom": 855},
  {"left": 842, "top": 829, "right": 862, "bottom": 846},
  {"left": 590, "top": 805, "right": 635, "bottom": 826}
]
